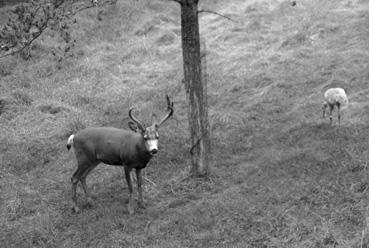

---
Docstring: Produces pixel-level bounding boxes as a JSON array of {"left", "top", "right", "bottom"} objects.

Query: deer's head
[{"left": 128, "top": 95, "right": 174, "bottom": 155}]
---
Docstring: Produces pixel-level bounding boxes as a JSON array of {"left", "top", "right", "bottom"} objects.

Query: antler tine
[
  {"left": 166, "top": 94, "right": 174, "bottom": 111},
  {"left": 129, "top": 108, "right": 145, "bottom": 131},
  {"left": 157, "top": 95, "right": 174, "bottom": 127}
]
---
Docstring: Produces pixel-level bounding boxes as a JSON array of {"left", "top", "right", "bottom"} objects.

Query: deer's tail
[{"left": 67, "top": 134, "right": 75, "bottom": 150}]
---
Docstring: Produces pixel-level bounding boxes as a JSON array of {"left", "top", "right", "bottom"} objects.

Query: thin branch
[
  {"left": 0, "top": 45, "right": 26, "bottom": 59},
  {"left": 143, "top": 176, "right": 157, "bottom": 187},
  {"left": 190, "top": 132, "right": 207, "bottom": 155},
  {"left": 198, "top": 9, "right": 235, "bottom": 22},
  {"left": 0, "top": 1, "right": 100, "bottom": 60},
  {"left": 0, "top": 11, "right": 51, "bottom": 60},
  {"left": 69, "top": 4, "right": 96, "bottom": 16},
  {"left": 30, "top": 5, "right": 43, "bottom": 21},
  {"left": 0, "top": 27, "right": 44, "bottom": 59},
  {"left": 167, "top": 0, "right": 182, "bottom": 4}
]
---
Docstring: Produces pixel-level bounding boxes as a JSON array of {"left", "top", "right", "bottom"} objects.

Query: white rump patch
[{"left": 67, "top": 134, "right": 75, "bottom": 146}]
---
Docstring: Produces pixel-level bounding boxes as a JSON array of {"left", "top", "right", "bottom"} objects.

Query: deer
[
  {"left": 322, "top": 88, "right": 349, "bottom": 125},
  {"left": 66, "top": 95, "right": 173, "bottom": 214}
]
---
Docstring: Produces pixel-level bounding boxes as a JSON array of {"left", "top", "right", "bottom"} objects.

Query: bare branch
[
  {"left": 190, "top": 132, "right": 207, "bottom": 155},
  {"left": 143, "top": 176, "right": 157, "bottom": 187},
  {"left": 0, "top": 25, "right": 47, "bottom": 59},
  {"left": 167, "top": 0, "right": 183, "bottom": 5},
  {"left": 198, "top": 9, "right": 235, "bottom": 22},
  {"left": 68, "top": 3, "right": 96, "bottom": 16},
  {"left": 0, "top": 0, "right": 117, "bottom": 60}
]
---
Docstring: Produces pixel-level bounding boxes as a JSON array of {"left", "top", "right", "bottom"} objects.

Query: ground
[{"left": 1, "top": 0, "right": 369, "bottom": 247}]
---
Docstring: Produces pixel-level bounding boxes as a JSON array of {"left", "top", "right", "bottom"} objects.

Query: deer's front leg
[
  {"left": 329, "top": 106, "right": 334, "bottom": 125},
  {"left": 135, "top": 168, "right": 145, "bottom": 209},
  {"left": 124, "top": 166, "right": 134, "bottom": 215}
]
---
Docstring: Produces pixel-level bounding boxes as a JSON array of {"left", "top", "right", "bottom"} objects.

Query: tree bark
[{"left": 180, "top": 0, "right": 210, "bottom": 176}]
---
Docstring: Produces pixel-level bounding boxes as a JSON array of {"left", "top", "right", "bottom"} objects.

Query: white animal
[
  {"left": 322, "top": 88, "right": 348, "bottom": 125},
  {"left": 67, "top": 96, "right": 173, "bottom": 214}
]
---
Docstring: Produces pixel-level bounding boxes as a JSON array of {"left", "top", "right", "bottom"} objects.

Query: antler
[
  {"left": 156, "top": 95, "right": 174, "bottom": 127},
  {"left": 129, "top": 108, "right": 145, "bottom": 131}
]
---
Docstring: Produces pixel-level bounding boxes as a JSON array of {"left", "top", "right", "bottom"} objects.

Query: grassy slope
[{"left": 1, "top": 0, "right": 369, "bottom": 247}]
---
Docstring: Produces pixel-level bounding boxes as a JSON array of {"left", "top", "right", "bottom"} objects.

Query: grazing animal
[
  {"left": 322, "top": 88, "right": 348, "bottom": 125},
  {"left": 67, "top": 96, "right": 173, "bottom": 214}
]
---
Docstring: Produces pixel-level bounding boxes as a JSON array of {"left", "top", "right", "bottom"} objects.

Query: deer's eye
[{"left": 143, "top": 135, "right": 148, "bottom": 140}]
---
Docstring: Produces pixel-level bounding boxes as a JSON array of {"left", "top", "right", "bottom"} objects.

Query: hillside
[{"left": 1, "top": 0, "right": 369, "bottom": 247}]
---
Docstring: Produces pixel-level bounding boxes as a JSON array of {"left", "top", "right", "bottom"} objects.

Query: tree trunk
[{"left": 180, "top": 0, "right": 210, "bottom": 176}]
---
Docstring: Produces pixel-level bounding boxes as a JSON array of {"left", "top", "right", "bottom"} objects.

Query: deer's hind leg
[
  {"left": 71, "top": 167, "right": 84, "bottom": 213},
  {"left": 71, "top": 150, "right": 98, "bottom": 213},
  {"left": 80, "top": 163, "right": 99, "bottom": 206}
]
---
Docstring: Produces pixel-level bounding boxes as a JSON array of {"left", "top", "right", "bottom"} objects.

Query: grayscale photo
[{"left": 0, "top": 0, "right": 368, "bottom": 247}]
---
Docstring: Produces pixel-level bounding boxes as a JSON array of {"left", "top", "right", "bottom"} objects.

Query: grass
[{"left": 1, "top": 0, "right": 369, "bottom": 247}]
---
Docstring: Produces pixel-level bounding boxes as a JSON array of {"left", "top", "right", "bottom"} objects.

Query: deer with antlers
[{"left": 66, "top": 96, "right": 174, "bottom": 214}]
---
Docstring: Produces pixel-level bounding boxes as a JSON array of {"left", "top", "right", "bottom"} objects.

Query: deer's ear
[{"left": 128, "top": 121, "right": 139, "bottom": 132}]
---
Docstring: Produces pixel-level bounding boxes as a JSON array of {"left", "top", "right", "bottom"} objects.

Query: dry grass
[{"left": 1, "top": 0, "right": 369, "bottom": 247}]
